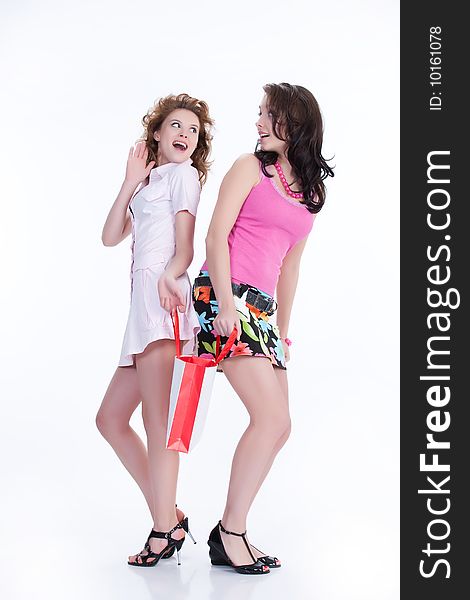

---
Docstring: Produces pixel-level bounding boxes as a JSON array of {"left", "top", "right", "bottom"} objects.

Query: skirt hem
[{"left": 118, "top": 320, "right": 200, "bottom": 366}]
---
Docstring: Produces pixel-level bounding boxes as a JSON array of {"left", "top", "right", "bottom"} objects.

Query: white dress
[{"left": 118, "top": 158, "right": 201, "bottom": 366}]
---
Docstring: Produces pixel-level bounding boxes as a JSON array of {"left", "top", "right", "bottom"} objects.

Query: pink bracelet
[{"left": 282, "top": 338, "right": 292, "bottom": 346}]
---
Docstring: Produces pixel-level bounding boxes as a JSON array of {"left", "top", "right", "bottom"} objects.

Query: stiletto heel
[
  {"left": 174, "top": 537, "right": 184, "bottom": 566},
  {"left": 128, "top": 520, "right": 186, "bottom": 568},
  {"left": 179, "top": 516, "right": 197, "bottom": 544},
  {"left": 207, "top": 520, "right": 270, "bottom": 575},
  {"left": 187, "top": 530, "right": 196, "bottom": 544}
]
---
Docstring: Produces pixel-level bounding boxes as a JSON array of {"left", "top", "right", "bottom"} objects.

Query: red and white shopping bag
[{"left": 166, "top": 309, "right": 238, "bottom": 453}]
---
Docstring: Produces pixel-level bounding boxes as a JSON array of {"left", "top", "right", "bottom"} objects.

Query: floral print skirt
[{"left": 192, "top": 270, "right": 286, "bottom": 372}]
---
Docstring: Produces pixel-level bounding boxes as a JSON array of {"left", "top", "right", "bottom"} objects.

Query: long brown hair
[
  {"left": 255, "top": 83, "right": 334, "bottom": 213},
  {"left": 141, "top": 93, "right": 214, "bottom": 186}
]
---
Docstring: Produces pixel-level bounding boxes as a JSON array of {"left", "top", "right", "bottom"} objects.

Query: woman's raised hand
[{"left": 125, "top": 141, "right": 156, "bottom": 186}]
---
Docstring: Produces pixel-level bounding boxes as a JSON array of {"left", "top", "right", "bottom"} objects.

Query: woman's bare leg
[
  {"left": 219, "top": 365, "right": 290, "bottom": 509},
  {"left": 134, "top": 339, "right": 185, "bottom": 558},
  {"left": 217, "top": 356, "right": 291, "bottom": 565},
  {"left": 241, "top": 367, "right": 290, "bottom": 559},
  {"left": 96, "top": 366, "right": 154, "bottom": 516},
  {"left": 244, "top": 367, "right": 290, "bottom": 510},
  {"left": 96, "top": 359, "right": 187, "bottom": 562}
]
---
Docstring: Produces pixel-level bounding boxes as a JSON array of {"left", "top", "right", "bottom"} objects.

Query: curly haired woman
[{"left": 97, "top": 94, "right": 213, "bottom": 568}]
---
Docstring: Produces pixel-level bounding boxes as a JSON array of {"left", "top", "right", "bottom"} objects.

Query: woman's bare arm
[
  {"left": 165, "top": 211, "right": 196, "bottom": 279},
  {"left": 276, "top": 236, "right": 309, "bottom": 357},
  {"left": 101, "top": 142, "right": 155, "bottom": 246},
  {"left": 204, "top": 154, "right": 260, "bottom": 337},
  {"left": 157, "top": 210, "right": 197, "bottom": 312},
  {"left": 101, "top": 181, "right": 137, "bottom": 246}
]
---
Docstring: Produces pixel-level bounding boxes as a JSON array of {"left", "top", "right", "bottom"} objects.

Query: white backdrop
[{"left": 0, "top": 1, "right": 399, "bottom": 599}]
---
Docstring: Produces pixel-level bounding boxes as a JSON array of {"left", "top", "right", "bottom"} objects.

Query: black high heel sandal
[
  {"left": 131, "top": 508, "right": 197, "bottom": 563},
  {"left": 128, "top": 520, "right": 189, "bottom": 567},
  {"left": 208, "top": 520, "right": 270, "bottom": 575}
]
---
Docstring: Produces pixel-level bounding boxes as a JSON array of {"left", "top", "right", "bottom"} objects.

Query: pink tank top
[{"left": 201, "top": 163, "right": 316, "bottom": 296}]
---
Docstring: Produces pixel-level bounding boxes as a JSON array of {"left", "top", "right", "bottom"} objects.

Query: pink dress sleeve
[{"left": 169, "top": 163, "right": 201, "bottom": 217}]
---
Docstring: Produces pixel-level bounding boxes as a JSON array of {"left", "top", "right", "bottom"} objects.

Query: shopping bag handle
[
  {"left": 170, "top": 309, "right": 237, "bottom": 363},
  {"left": 170, "top": 309, "right": 182, "bottom": 357},
  {"left": 214, "top": 329, "right": 238, "bottom": 364}
]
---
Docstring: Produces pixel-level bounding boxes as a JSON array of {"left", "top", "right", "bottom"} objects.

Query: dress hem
[{"left": 118, "top": 321, "right": 200, "bottom": 366}]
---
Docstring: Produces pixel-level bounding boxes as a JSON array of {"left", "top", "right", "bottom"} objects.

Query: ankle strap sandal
[
  {"left": 207, "top": 520, "right": 270, "bottom": 575},
  {"left": 128, "top": 520, "right": 186, "bottom": 568}
]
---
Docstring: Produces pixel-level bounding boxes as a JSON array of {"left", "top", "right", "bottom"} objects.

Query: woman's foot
[
  {"left": 219, "top": 527, "right": 256, "bottom": 566},
  {"left": 128, "top": 521, "right": 186, "bottom": 567},
  {"left": 249, "top": 544, "right": 281, "bottom": 568},
  {"left": 249, "top": 545, "right": 267, "bottom": 560},
  {"left": 146, "top": 521, "right": 185, "bottom": 559},
  {"left": 128, "top": 506, "right": 185, "bottom": 564},
  {"left": 208, "top": 521, "right": 269, "bottom": 574},
  {"left": 219, "top": 532, "right": 281, "bottom": 567}
]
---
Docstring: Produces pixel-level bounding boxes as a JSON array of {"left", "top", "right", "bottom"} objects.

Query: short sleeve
[{"left": 169, "top": 163, "right": 201, "bottom": 217}]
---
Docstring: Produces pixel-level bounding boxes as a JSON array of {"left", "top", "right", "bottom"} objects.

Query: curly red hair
[{"left": 140, "top": 93, "right": 214, "bottom": 186}]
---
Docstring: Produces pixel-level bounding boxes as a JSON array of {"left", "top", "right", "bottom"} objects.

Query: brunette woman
[{"left": 192, "top": 83, "right": 333, "bottom": 574}]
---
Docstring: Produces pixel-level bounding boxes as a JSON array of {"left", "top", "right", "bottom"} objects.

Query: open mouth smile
[{"left": 172, "top": 140, "right": 188, "bottom": 151}]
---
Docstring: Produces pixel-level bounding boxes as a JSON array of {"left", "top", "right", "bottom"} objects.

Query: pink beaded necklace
[{"left": 274, "top": 161, "right": 303, "bottom": 199}]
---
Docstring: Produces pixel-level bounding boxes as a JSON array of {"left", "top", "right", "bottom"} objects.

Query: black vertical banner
[{"left": 401, "top": 3, "right": 468, "bottom": 598}]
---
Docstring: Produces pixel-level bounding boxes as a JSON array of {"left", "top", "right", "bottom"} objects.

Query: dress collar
[{"left": 149, "top": 158, "right": 192, "bottom": 180}]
